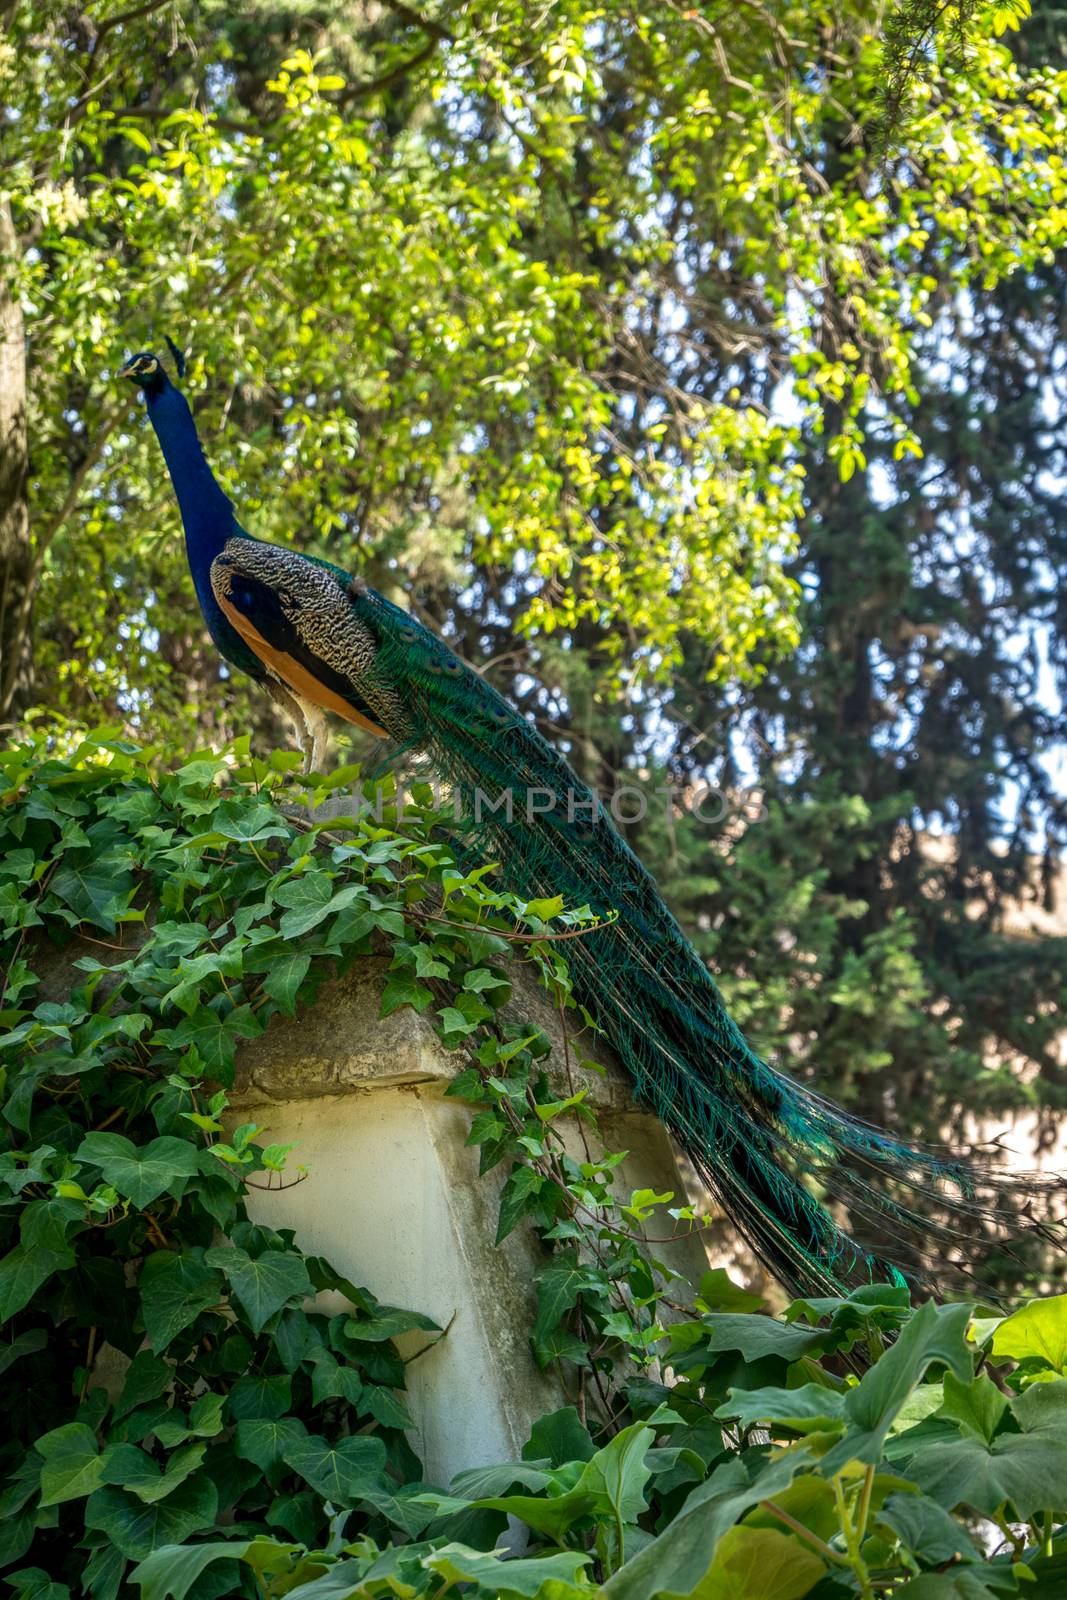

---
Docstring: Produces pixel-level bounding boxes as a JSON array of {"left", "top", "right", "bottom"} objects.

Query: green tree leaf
[
  {"left": 234, "top": 1417, "right": 309, "bottom": 1470},
  {"left": 877, "top": 1491, "right": 983, "bottom": 1566}
]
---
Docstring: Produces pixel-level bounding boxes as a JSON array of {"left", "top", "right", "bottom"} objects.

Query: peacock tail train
[{"left": 348, "top": 585, "right": 1065, "bottom": 1300}]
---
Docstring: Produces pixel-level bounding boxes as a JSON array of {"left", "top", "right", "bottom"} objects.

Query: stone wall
[{"left": 231, "top": 956, "right": 712, "bottom": 1486}]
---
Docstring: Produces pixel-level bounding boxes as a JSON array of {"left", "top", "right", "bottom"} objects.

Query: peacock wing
[{"left": 208, "top": 538, "right": 389, "bottom": 738}]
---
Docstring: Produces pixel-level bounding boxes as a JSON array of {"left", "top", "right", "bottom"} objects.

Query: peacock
[{"left": 120, "top": 344, "right": 1064, "bottom": 1299}]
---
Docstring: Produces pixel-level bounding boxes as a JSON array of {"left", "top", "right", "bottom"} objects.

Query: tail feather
[{"left": 352, "top": 589, "right": 1066, "bottom": 1298}]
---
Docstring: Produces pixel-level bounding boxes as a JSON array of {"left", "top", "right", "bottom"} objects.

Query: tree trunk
[{"left": 0, "top": 198, "right": 32, "bottom": 724}]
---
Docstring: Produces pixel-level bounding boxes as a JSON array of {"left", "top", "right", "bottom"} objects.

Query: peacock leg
[{"left": 299, "top": 699, "right": 329, "bottom": 775}]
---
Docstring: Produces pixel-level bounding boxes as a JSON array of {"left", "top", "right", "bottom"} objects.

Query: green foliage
[
  {"left": 9, "top": 0, "right": 1067, "bottom": 732},
  {"left": 130, "top": 1287, "right": 1067, "bottom": 1598},
  {"left": 0, "top": 731, "right": 537, "bottom": 1587},
  {"left": 4, "top": 737, "right": 1067, "bottom": 1598}
]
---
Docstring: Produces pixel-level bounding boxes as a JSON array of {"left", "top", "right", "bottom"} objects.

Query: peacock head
[
  {"left": 117, "top": 351, "right": 169, "bottom": 397},
  {"left": 118, "top": 338, "right": 185, "bottom": 397}
]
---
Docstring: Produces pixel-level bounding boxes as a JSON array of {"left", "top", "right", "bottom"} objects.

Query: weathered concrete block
[{"left": 234, "top": 957, "right": 711, "bottom": 1485}]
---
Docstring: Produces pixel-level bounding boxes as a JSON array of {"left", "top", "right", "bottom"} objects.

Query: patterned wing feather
[{"left": 209, "top": 540, "right": 390, "bottom": 738}]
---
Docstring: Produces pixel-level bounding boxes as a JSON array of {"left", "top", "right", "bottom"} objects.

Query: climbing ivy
[{"left": 4, "top": 735, "right": 1067, "bottom": 1598}]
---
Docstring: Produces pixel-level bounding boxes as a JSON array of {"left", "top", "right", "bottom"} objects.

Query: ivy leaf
[
  {"left": 262, "top": 952, "right": 311, "bottom": 1017},
  {"left": 309, "top": 1349, "right": 364, "bottom": 1407},
  {"left": 35, "top": 1422, "right": 105, "bottom": 1506},
  {"left": 84, "top": 1478, "right": 219, "bottom": 1559},
  {"left": 138, "top": 1251, "right": 224, "bottom": 1353},
  {"left": 0, "top": 1229, "right": 74, "bottom": 1323},
  {"left": 204, "top": 1246, "right": 313, "bottom": 1334},
  {"left": 522, "top": 1406, "right": 596, "bottom": 1466},
  {"left": 272, "top": 874, "right": 365, "bottom": 939},
  {"left": 114, "top": 1352, "right": 172, "bottom": 1419},
  {"left": 359, "top": 1384, "right": 413, "bottom": 1430},
  {"left": 282, "top": 1432, "right": 388, "bottom": 1501},
  {"left": 0, "top": 1328, "right": 47, "bottom": 1377},
  {"left": 379, "top": 971, "right": 433, "bottom": 1017},
  {"left": 226, "top": 1374, "right": 292, "bottom": 1420},
  {"left": 154, "top": 1393, "right": 226, "bottom": 1448},
  {"left": 156, "top": 1004, "right": 262, "bottom": 1083},
  {"left": 77, "top": 1134, "right": 199, "bottom": 1208},
  {"left": 102, "top": 1442, "right": 206, "bottom": 1504},
  {"left": 496, "top": 1165, "right": 544, "bottom": 1243},
  {"left": 532, "top": 1257, "right": 600, "bottom": 1345},
  {"left": 204, "top": 800, "right": 286, "bottom": 851},
  {"left": 234, "top": 1416, "right": 309, "bottom": 1470},
  {"left": 50, "top": 853, "right": 135, "bottom": 934},
  {"left": 343, "top": 1303, "right": 439, "bottom": 1342}
]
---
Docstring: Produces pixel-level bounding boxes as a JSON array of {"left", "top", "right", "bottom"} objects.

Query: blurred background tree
[{"left": 3, "top": 0, "right": 1067, "bottom": 1165}]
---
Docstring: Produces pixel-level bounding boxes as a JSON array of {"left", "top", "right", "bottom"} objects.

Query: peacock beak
[{"left": 117, "top": 361, "right": 139, "bottom": 380}]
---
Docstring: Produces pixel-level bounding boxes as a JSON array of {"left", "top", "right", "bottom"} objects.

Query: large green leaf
[
  {"left": 716, "top": 1384, "right": 845, "bottom": 1435},
  {"left": 522, "top": 1406, "right": 596, "bottom": 1465},
  {"left": 421, "top": 1543, "right": 593, "bottom": 1598},
  {"left": 204, "top": 1246, "right": 313, "bottom": 1334},
  {"left": 877, "top": 1491, "right": 983, "bottom": 1566},
  {"left": 602, "top": 1453, "right": 812, "bottom": 1600},
  {"left": 658, "top": 1525, "right": 825, "bottom": 1600},
  {"left": 468, "top": 1423, "right": 654, "bottom": 1543},
  {"left": 130, "top": 1537, "right": 305, "bottom": 1600},
  {"left": 128, "top": 1541, "right": 255, "bottom": 1600},
  {"left": 991, "top": 1295, "right": 1067, "bottom": 1373},
  {"left": 50, "top": 853, "right": 135, "bottom": 934},
  {"left": 820, "top": 1301, "right": 973, "bottom": 1474},
  {"left": 906, "top": 1377, "right": 1067, "bottom": 1516},
  {"left": 262, "top": 951, "right": 311, "bottom": 1016},
  {"left": 0, "top": 1243, "right": 67, "bottom": 1325},
  {"left": 696, "top": 1314, "right": 833, "bottom": 1363},
  {"left": 102, "top": 1443, "right": 206, "bottom": 1504},
  {"left": 234, "top": 1416, "right": 309, "bottom": 1470},
  {"left": 937, "top": 1371, "right": 1008, "bottom": 1445},
  {"left": 894, "top": 1571, "right": 1019, "bottom": 1598}
]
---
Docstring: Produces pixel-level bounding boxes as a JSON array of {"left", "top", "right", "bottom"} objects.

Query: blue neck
[{"left": 145, "top": 380, "right": 236, "bottom": 564}]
